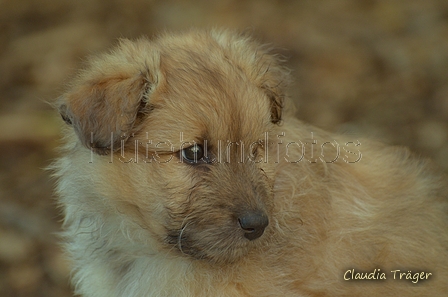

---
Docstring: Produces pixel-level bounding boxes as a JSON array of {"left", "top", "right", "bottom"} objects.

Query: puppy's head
[{"left": 58, "top": 30, "right": 290, "bottom": 263}]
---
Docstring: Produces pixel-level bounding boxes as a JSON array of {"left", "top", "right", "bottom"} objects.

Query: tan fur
[{"left": 52, "top": 29, "right": 448, "bottom": 297}]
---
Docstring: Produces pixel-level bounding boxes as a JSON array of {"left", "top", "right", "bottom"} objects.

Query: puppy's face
[{"left": 58, "top": 31, "right": 288, "bottom": 264}]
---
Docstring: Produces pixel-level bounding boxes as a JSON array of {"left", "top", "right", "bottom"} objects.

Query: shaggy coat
[{"left": 53, "top": 30, "right": 448, "bottom": 296}]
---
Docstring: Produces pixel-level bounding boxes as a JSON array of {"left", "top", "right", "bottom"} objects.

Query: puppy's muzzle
[{"left": 238, "top": 211, "right": 269, "bottom": 241}]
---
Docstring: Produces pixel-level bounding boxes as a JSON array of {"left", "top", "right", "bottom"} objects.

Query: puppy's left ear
[
  {"left": 57, "top": 39, "right": 157, "bottom": 155},
  {"left": 259, "top": 69, "right": 286, "bottom": 125},
  {"left": 210, "top": 30, "right": 290, "bottom": 124},
  {"left": 253, "top": 46, "right": 291, "bottom": 125}
]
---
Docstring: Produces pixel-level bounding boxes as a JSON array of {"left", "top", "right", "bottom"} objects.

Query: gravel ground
[{"left": 0, "top": 1, "right": 447, "bottom": 296}]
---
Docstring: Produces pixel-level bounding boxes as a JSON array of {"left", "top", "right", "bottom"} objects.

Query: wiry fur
[{"left": 52, "top": 29, "right": 448, "bottom": 296}]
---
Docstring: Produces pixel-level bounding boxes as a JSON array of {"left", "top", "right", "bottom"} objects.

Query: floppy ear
[
  {"left": 57, "top": 39, "right": 157, "bottom": 155},
  {"left": 259, "top": 68, "right": 286, "bottom": 125},
  {"left": 210, "top": 30, "right": 290, "bottom": 124}
]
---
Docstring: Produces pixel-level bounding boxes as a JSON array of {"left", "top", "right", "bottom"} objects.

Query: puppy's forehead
[{"left": 152, "top": 41, "right": 272, "bottom": 142}]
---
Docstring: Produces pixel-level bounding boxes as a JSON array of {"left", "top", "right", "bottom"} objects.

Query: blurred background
[{"left": 0, "top": 0, "right": 447, "bottom": 296}]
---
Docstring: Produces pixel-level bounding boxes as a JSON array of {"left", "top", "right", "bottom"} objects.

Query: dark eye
[{"left": 181, "top": 144, "right": 204, "bottom": 164}]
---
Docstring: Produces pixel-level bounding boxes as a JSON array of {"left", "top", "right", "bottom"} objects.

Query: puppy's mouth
[{"left": 165, "top": 212, "right": 269, "bottom": 263}]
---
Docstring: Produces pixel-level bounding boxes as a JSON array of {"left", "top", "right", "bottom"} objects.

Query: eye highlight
[{"left": 181, "top": 144, "right": 204, "bottom": 164}]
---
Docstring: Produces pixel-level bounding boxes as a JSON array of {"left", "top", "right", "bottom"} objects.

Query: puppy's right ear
[{"left": 57, "top": 39, "right": 158, "bottom": 155}]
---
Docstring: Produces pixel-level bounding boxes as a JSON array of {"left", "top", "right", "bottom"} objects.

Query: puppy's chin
[{"left": 165, "top": 224, "right": 260, "bottom": 264}]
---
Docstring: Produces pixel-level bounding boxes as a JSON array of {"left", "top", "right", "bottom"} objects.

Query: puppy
[{"left": 53, "top": 29, "right": 448, "bottom": 296}]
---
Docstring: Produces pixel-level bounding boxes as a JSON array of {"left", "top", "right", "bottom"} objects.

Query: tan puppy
[{"left": 53, "top": 30, "right": 448, "bottom": 296}]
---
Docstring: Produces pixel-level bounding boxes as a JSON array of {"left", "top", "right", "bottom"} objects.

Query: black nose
[{"left": 238, "top": 211, "right": 269, "bottom": 241}]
